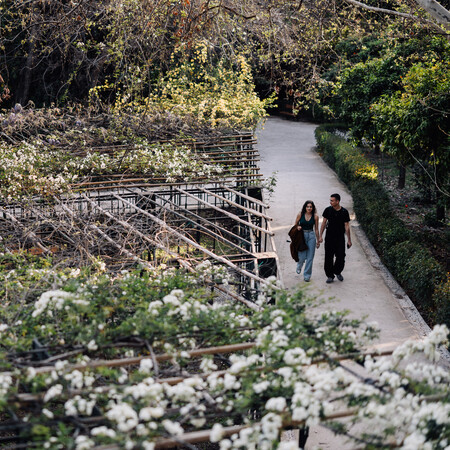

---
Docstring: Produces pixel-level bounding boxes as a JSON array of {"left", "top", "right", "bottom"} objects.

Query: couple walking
[{"left": 292, "top": 193, "right": 352, "bottom": 283}]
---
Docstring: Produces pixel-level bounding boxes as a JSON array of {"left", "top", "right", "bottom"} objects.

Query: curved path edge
[
  {"left": 351, "top": 220, "right": 450, "bottom": 367},
  {"left": 257, "top": 116, "right": 449, "bottom": 369}
]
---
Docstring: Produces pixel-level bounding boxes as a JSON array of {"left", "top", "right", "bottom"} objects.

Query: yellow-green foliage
[
  {"left": 113, "top": 43, "right": 273, "bottom": 130},
  {"left": 336, "top": 147, "right": 378, "bottom": 182},
  {"left": 315, "top": 126, "right": 378, "bottom": 184}
]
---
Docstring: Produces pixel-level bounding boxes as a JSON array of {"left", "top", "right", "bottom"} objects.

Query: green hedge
[
  {"left": 351, "top": 179, "right": 410, "bottom": 254},
  {"left": 432, "top": 278, "right": 450, "bottom": 328},
  {"left": 316, "top": 126, "right": 378, "bottom": 185},
  {"left": 315, "top": 125, "right": 448, "bottom": 328}
]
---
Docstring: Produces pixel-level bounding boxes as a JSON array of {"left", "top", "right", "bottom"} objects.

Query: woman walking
[{"left": 294, "top": 200, "right": 320, "bottom": 282}]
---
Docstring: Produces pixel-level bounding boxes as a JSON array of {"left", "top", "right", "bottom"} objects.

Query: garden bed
[
  {"left": 365, "top": 151, "right": 449, "bottom": 272},
  {"left": 315, "top": 125, "right": 449, "bottom": 329}
]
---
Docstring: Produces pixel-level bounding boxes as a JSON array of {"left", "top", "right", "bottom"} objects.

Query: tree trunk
[
  {"left": 16, "top": 33, "right": 35, "bottom": 106},
  {"left": 436, "top": 188, "right": 446, "bottom": 222},
  {"left": 373, "top": 143, "right": 380, "bottom": 156},
  {"left": 398, "top": 164, "right": 406, "bottom": 189}
]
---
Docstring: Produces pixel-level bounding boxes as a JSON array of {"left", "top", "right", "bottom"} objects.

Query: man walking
[{"left": 319, "top": 193, "right": 352, "bottom": 283}]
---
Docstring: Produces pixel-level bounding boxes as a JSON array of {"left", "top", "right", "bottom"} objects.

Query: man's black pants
[{"left": 324, "top": 236, "right": 346, "bottom": 279}]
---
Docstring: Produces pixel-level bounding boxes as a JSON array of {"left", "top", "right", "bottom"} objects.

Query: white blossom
[
  {"left": 86, "top": 340, "right": 98, "bottom": 351},
  {"left": 142, "top": 443, "right": 155, "bottom": 450},
  {"left": 0, "top": 373, "right": 13, "bottom": 397},
  {"left": 253, "top": 381, "right": 270, "bottom": 394},
  {"left": 283, "top": 348, "right": 310, "bottom": 366},
  {"left": 106, "top": 403, "right": 139, "bottom": 432},
  {"left": 139, "top": 358, "right": 154, "bottom": 374},
  {"left": 265, "top": 397, "right": 287, "bottom": 412},
  {"left": 139, "top": 407, "right": 164, "bottom": 421},
  {"left": 162, "top": 419, "right": 184, "bottom": 436},
  {"left": 43, "top": 384, "right": 63, "bottom": 403},
  {"left": 75, "top": 435, "right": 95, "bottom": 450},
  {"left": 210, "top": 423, "right": 224, "bottom": 442},
  {"left": 200, "top": 357, "right": 218, "bottom": 373},
  {"left": 42, "top": 408, "right": 54, "bottom": 419},
  {"left": 91, "top": 427, "right": 117, "bottom": 438},
  {"left": 261, "top": 413, "right": 282, "bottom": 441},
  {"left": 402, "top": 431, "right": 428, "bottom": 450},
  {"left": 32, "top": 290, "right": 75, "bottom": 317}
]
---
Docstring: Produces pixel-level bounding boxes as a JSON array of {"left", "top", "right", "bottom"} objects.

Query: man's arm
[
  {"left": 319, "top": 217, "right": 327, "bottom": 243},
  {"left": 345, "top": 221, "right": 352, "bottom": 248}
]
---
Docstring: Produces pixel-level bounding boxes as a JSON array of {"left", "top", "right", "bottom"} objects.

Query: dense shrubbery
[
  {"left": 315, "top": 126, "right": 448, "bottom": 328},
  {"left": 1, "top": 251, "right": 449, "bottom": 449},
  {"left": 89, "top": 44, "right": 273, "bottom": 132},
  {"left": 433, "top": 277, "right": 450, "bottom": 327},
  {"left": 140, "top": 45, "right": 272, "bottom": 130}
]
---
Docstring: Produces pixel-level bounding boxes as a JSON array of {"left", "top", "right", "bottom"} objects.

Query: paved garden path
[{"left": 256, "top": 116, "right": 425, "bottom": 449}]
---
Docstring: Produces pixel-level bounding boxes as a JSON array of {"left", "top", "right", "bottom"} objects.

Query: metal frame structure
[{"left": 0, "top": 134, "right": 280, "bottom": 302}]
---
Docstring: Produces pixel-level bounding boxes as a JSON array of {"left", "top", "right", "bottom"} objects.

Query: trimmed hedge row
[{"left": 315, "top": 125, "right": 448, "bottom": 328}]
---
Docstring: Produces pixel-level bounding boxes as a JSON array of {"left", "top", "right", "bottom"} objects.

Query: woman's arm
[{"left": 295, "top": 212, "right": 302, "bottom": 230}]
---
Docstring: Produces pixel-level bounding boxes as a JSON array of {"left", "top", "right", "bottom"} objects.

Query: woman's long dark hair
[{"left": 301, "top": 200, "right": 316, "bottom": 217}]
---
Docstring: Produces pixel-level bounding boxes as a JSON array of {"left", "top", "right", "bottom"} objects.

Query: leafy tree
[
  {"left": 0, "top": 0, "right": 185, "bottom": 106},
  {"left": 372, "top": 59, "right": 450, "bottom": 220},
  {"left": 334, "top": 55, "right": 404, "bottom": 145},
  {"left": 315, "top": 34, "right": 448, "bottom": 190},
  {"left": 330, "top": 35, "right": 448, "bottom": 138}
]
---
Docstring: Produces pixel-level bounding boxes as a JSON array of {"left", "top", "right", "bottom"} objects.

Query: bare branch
[
  {"left": 344, "top": 0, "right": 448, "bottom": 32},
  {"left": 414, "top": 0, "right": 450, "bottom": 29}
]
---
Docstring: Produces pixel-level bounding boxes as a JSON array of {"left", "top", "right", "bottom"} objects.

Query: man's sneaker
[
  {"left": 336, "top": 274, "right": 344, "bottom": 282},
  {"left": 326, "top": 277, "right": 334, "bottom": 283}
]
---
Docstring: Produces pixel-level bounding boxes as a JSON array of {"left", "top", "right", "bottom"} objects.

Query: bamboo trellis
[{"left": 1, "top": 338, "right": 402, "bottom": 449}]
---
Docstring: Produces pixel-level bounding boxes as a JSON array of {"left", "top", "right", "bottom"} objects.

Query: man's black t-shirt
[{"left": 322, "top": 206, "right": 350, "bottom": 238}]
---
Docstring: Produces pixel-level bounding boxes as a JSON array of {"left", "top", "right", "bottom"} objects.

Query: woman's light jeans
[{"left": 297, "top": 230, "right": 316, "bottom": 281}]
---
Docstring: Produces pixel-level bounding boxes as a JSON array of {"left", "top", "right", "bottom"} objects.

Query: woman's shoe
[
  {"left": 304, "top": 278, "right": 310, "bottom": 282},
  {"left": 296, "top": 266, "right": 301, "bottom": 274}
]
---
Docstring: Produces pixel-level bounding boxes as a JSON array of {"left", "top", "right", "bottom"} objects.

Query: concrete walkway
[{"left": 256, "top": 116, "right": 423, "bottom": 449}]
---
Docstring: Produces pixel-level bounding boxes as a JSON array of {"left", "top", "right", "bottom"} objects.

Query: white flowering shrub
[
  {"left": 0, "top": 139, "right": 225, "bottom": 200},
  {"left": 0, "top": 252, "right": 449, "bottom": 449},
  {"left": 0, "top": 141, "right": 77, "bottom": 199},
  {"left": 0, "top": 255, "right": 246, "bottom": 356}
]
